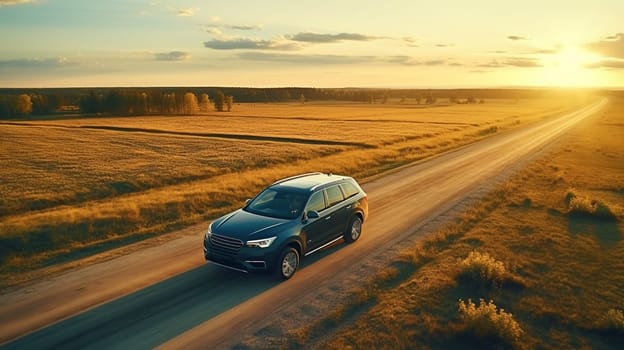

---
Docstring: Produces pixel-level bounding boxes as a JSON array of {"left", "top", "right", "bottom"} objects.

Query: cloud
[
  {"left": 424, "top": 59, "right": 446, "bottom": 66},
  {"left": 477, "top": 58, "right": 542, "bottom": 68},
  {"left": 204, "top": 38, "right": 301, "bottom": 51},
  {"left": 435, "top": 43, "right": 454, "bottom": 48},
  {"left": 527, "top": 47, "right": 560, "bottom": 54},
  {"left": 0, "top": 57, "right": 79, "bottom": 69},
  {"left": 386, "top": 56, "right": 421, "bottom": 66},
  {"left": 402, "top": 37, "right": 419, "bottom": 47},
  {"left": 237, "top": 52, "right": 453, "bottom": 67},
  {"left": 372, "top": 56, "right": 447, "bottom": 66},
  {"left": 177, "top": 7, "right": 198, "bottom": 16},
  {"left": 230, "top": 24, "right": 262, "bottom": 31},
  {"left": 0, "top": 0, "right": 37, "bottom": 6},
  {"left": 154, "top": 51, "right": 189, "bottom": 61},
  {"left": 204, "top": 31, "right": 392, "bottom": 54},
  {"left": 237, "top": 52, "right": 374, "bottom": 64},
  {"left": 202, "top": 24, "right": 262, "bottom": 40},
  {"left": 206, "top": 23, "right": 262, "bottom": 31},
  {"left": 585, "top": 59, "right": 624, "bottom": 69},
  {"left": 508, "top": 35, "right": 528, "bottom": 41},
  {"left": 288, "top": 32, "right": 380, "bottom": 43},
  {"left": 386, "top": 56, "right": 432, "bottom": 66},
  {"left": 206, "top": 27, "right": 224, "bottom": 36},
  {"left": 204, "top": 30, "right": 421, "bottom": 54},
  {"left": 478, "top": 60, "right": 505, "bottom": 68},
  {"left": 504, "top": 58, "right": 542, "bottom": 67},
  {"left": 585, "top": 33, "right": 624, "bottom": 59}
]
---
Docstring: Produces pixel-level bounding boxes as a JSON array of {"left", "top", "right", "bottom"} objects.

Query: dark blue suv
[{"left": 203, "top": 173, "right": 368, "bottom": 280}]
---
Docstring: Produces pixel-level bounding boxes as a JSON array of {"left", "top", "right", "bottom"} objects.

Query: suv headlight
[{"left": 246, "top": 236, "right": 277, "bottom": 248}]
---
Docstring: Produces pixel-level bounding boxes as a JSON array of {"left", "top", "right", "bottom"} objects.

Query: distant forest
[{"left": 0, "top": 86, "right": 606, "bottom": 118}]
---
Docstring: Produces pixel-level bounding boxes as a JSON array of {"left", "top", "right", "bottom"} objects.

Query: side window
[
  {"left": 340, "top": 182, "right": 360, "bottom": 199},
  {"left": 325, "top": 185, "right": 345, "bottom": 207},
  {"left": 305, "top": 191, "right": 326, "bottom": 212}
]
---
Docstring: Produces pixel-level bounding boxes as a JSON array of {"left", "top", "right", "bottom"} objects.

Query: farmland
[
  {"left": 255, "top": 96, "right": 624, "bottom": 349},
  {"left": 0, "top": 97, "right": 590, "bottom": 282}
]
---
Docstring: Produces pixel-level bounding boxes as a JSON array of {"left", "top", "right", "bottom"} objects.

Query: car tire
[
  {"left": 344, "top": 216, "right": 363, "bottom": 243},
  {"left": 274, "top": 247, "right": 299, "bottom": 280}
]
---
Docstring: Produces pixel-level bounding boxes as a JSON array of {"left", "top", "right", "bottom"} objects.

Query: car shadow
[{"left": 298, "top": 237, "right": 348, "bottom": 268}]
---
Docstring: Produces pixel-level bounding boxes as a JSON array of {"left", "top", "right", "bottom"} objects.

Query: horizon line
[{"left": 0, "top": 85, "right": 621, "bottom": 91}]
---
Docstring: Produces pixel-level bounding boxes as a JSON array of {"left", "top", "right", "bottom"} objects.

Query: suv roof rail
[
  {"left": 310, "top": 176, "right": 347, "bottom": 191},
  {"left": 272, "top": 172, "right": 324, "bottom": 185}
]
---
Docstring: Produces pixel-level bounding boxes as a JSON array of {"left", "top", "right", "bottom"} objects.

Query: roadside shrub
[
  {"left": 565, "top": 188, "right": 616, "bottom": 219},
  {"left": 458, "top": 298, "right": 523, "bottom": 345},
  {"left": 460, "top": 251, "right": 506, "bottom": 284},
  {"left": 599, "top": 309, "right": 624, "bottom": 334},
  {"left": 476, "top": 126, "right": 499, "bottom": 136}
]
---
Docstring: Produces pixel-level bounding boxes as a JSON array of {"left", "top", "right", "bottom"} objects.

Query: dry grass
[
  {"left": 599, "top": 309, "right": 624, "bottom": 334},
  {"left": 458, "top": 298, "right": 524, "bottom": 346},
  {"left": 281, "top": 95, "right": 624, "bottom": 349},
  {"left": 0, "top": 125, "right": 341, "bottom": 217},
  {"left": 459, "top": 251, "right": 507, "bottom": 285},
  {"left": 0, "top": 98, "right": 588, "bottom": 280}
]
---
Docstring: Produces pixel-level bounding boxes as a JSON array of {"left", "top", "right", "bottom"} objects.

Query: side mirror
[{"left": 306, "top": 210, "right": 319, "bottom": 219}]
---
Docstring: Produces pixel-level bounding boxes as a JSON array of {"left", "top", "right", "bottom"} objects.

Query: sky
[{"left": 0, "top": 0, "right": 623, "bottom": 88}]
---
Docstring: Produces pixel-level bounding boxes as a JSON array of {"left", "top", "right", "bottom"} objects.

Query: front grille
[{"left": 210, "top": 234, "right": 243, "bottom": 255}]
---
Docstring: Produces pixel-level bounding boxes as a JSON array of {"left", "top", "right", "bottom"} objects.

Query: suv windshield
[{"left": 244, "top": 188, "right": 307, "bottom": 219}]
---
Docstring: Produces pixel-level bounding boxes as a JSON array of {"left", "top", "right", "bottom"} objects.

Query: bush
[
  {"left": 460, "top": 251, "right": 506, "bottom": 284},
  {"left": 565, "top": 188, "right": 616, "bottom": 219},
  {"left": 458, "top": 298, "right": 523, "bottom": 345},
  {"left": 600, "top": 309, "right": 624, "bottom": 334},
  {"left": 476, "top": 126, "right": 498, "bottom": 136}
]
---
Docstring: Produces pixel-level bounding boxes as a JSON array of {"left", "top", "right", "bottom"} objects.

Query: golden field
[
  {"left": 273, "top": 96, "right": 624, "bottom": 349},
  {"left": 0, "top": 97, "right": 589, "bottom": 281}
]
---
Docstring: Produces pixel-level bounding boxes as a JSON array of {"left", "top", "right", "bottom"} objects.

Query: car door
[
  {"left": 301, "top": 190, "right": 332, "bottom": 251},
  {"left": 323, "top": 185, "right": 349, "bottom": 239}
]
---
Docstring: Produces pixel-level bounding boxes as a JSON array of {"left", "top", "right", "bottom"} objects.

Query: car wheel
[
  {"left": 344, "top": 216, "right": 363, "bottom": 243},
  {"left": 274, "top": 247, "right": 299, "bottom": 280}
]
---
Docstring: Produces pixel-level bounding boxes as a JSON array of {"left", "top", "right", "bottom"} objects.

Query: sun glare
[
  {"left": 557, "top": 46, "right": 596, "bottom": 69},
  {"left": 545, "top": 45, "right": 602, "bottom": 87}
]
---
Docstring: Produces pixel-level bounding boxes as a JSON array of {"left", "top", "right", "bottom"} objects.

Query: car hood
[{"left": 211, "top": 209, "right": 290, "bottom": 241}]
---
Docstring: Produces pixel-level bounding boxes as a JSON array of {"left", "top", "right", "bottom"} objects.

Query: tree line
[
  {"left": 77, "top": 90, "right": 233, "bottom": 115},
  {"left": 0, "top": 87, "right": 322, "bottom": 118},
  {"left": 0, "top": 86, "right": 587, "bottom": 118}
]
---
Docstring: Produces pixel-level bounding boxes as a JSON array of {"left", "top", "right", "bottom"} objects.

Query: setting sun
[
  {"left": 557, "top": 46, "right": 597, "bottom": 69},
  {"left": 543, "top": 45, "right": 604, "bottom": 87}
]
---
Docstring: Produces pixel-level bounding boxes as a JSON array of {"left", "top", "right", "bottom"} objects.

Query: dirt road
[{"left": 0, "top": 98, "right": 607, "bottom": 349}]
